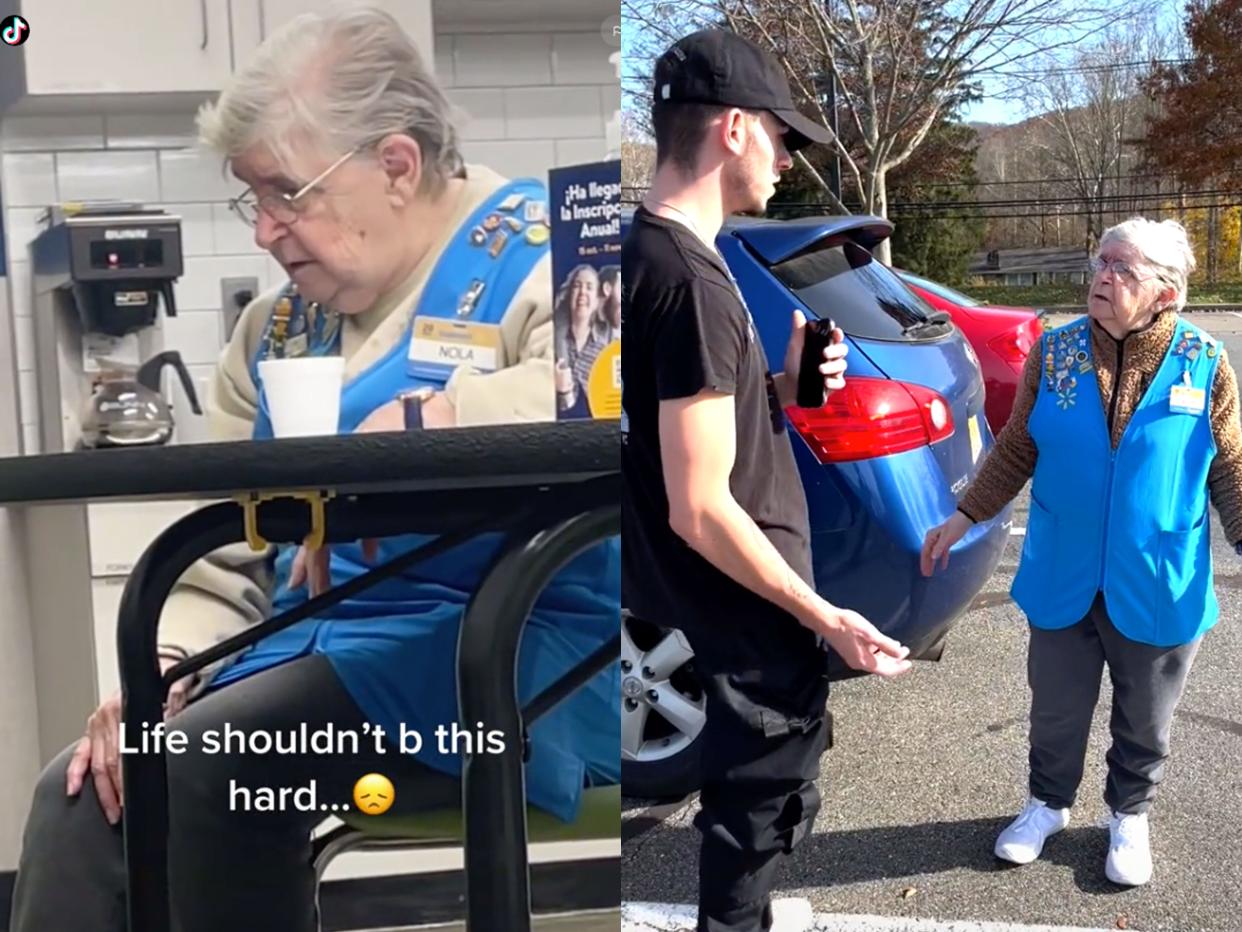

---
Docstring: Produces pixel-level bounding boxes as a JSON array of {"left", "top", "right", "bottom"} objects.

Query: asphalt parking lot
[{"left": 622, "top": 312, "right": 1242, "bottom": 932}]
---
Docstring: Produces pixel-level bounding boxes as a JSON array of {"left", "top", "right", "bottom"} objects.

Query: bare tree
[
  {"left": 624, "top": 0, "right": 1153, "bottom": 263},
  {"left": 1024, "top": 27, "right": 1169, "bottom": 251}
]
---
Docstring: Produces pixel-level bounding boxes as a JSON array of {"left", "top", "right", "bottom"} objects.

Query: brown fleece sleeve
[
  {"left": 957, "top": 336, "right": 1043, "bottom": 523},
  {"left": 1207, "top": 347, "right": 1242, "bottom": 546}
]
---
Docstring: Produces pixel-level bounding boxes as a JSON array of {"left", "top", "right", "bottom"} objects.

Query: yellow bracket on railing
[{"left": 235, "top": 489, "right": 336, "bottom": 552}]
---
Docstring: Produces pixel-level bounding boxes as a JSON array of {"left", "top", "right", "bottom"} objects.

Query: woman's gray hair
[
  {"left": 196, "top": 5, "right": 462, "bottom": 194},
  {"left": 1098, "top": 217, "right": 1197, "bottom": 312}
]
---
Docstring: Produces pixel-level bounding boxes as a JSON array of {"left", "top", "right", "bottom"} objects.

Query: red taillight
[
  {"left": 785, "top": 377, "right": 956, "bottom": 463},
  {"left": 988, "top": 315, "right": 1044, "bottom": 368}
]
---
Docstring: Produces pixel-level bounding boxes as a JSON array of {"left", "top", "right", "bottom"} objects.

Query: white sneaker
[
  {"left": 769, "top": 898, "right": 814, "bottom": 931},
  {"left": 994, "top": 797, "right": 1071, "bottom": 864},
  {"left": 1106, "top": 811, "right": 1153, "bottom": 886}
]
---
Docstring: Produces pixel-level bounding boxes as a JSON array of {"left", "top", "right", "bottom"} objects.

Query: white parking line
[
  {"left": 622, "top": 902, "right": 1112, "bottom": 932},
  {"left": 1232, "top": 312, "right": 1242, "bottom": 322}
]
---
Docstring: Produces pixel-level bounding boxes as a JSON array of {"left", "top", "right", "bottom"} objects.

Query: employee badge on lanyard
[
  {"left": 1171, "top": 329, "right": 1209, "bottom": 415},
  {"left": 261, "top": 285, "right": 341, "bottom": 360}
]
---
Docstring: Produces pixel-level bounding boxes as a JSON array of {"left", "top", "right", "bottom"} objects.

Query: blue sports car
[{"left": 621, "top": 211, "right": 1013, "bottom": 798}]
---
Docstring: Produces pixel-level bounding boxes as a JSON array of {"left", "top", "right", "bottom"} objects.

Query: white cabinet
[
  {"left": 0, "top": 0, "right": 434, "bottom": 114},
  {"left": 0, "top": 0, "right": 233, "bottom": 107},
  {"left": 231, "top": 0, "right": 434, "bottom": 67}
]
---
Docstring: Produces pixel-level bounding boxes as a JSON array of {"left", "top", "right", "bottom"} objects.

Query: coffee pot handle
[{"left": 137, "top": 351, "right": 203, "bottom": 415}]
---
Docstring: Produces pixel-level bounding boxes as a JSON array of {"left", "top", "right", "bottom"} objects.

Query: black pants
[
  {"left": 687, "top": 616, "right": 832, "bottom": 932},
  {"left": 1028, "top": 592, "right": 1201, "bottom": 814},
  {"left": 9, "top": 654, "right": 460, "bottom": 932}
]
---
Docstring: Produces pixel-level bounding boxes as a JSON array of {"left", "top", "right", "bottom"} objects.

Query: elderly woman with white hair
[
  {"left": 922, "top": 216, "right": 1242, "bottom": 886},
  {"left": 8, "top": 8, "right": 618, "bottom": 932}
]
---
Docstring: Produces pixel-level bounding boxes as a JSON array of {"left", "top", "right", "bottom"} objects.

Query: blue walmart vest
[
  {"left": 206, "top": 178, "right": 621, "bottom": 821},
  {"left": 1012, "top": 315, "right": 1219, "bottom": 647}
]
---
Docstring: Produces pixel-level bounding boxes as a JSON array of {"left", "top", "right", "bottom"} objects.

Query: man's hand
[
  {"left": 920, "top": 511, "right": 974, "bottom": 576},
  {"left": 65, "top": 657, "right": 193, "bottom": 824},
  {"left": 810, "top": 603, "right": 912, "bottom": 677},
  {"left": 778, "top": 310, "right": 847, "bottom": 408},
  {"left": 356, "top": 392, "right": 456, "bottom": 433}
]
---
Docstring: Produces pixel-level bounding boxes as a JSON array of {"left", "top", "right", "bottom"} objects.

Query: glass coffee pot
[{"left": 80, "top": 350, "right": 202, "bottom": 448}]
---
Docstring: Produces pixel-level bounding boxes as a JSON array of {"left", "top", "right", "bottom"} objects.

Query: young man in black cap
[{"left": 621, "top": 28, "right": 913, "bottom": 932}]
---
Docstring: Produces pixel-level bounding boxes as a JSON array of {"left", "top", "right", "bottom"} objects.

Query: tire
[
  {"left": 621, "top": 723, "right": 704, "bottom": 799},
  {"left": 619, "top": 614, "right": 707, "bottom": 800}
]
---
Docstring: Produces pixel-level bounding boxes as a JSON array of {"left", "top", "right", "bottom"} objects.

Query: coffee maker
[{"left": 31, "top": 207, "right": 201, "bottom": 451}]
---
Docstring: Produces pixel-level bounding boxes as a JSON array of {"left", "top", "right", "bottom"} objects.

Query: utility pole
[{"left": 822, "top": 0, "right": 842, "bottom": 207}]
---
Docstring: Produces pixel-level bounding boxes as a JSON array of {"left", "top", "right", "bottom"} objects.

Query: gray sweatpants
[
  {"left": 8, "top": 654, "right": 460, "bottom": 932},
  {"left": 1028, "top": 592, "right": 1201, "bottom": 815}
]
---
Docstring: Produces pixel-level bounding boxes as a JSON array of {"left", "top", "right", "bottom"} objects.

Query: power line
[
  {"left": 897, "top": 170, "right": 1242, "bottom": 190},
  {"left": 999, "top": 57, "right": 1193, "bottom": 79},
  {"left": 889, "top": 189, "right": 1242, "bottom": 212}
]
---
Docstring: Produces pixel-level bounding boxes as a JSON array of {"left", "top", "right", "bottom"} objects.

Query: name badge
[
  {"left": 1170, "top": 384, "right": 1206, "bottom": 415},
  {"left": 408, "top": 317, "right": 501, "bottom": 371}
]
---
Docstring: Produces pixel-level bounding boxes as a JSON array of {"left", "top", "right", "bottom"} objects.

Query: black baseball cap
[{"left": 653, "top": 29, "right": 832, "bottom": 152}]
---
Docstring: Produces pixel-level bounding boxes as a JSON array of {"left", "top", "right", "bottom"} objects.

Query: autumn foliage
[{"left": 1141, "top": 0, "right": 1242, "bottom": 190}]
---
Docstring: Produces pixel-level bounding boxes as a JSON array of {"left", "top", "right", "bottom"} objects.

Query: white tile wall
[
  {"left": 3, "top": 154, "right": 57, "bottom": 207},
  {"left": 13, "top": 318, "right": 34, "bottom": 376},
  {"left": 160, "top": 203, "right": 215, "bottom": 257},
  {"left": 7, "top": 262, "right": 32, "bottom": 323},
  {"left": 1, "top": 17, "right": 615, "bottom": 453},
  {"left": 443, "top": 28, "right": 610, "bottom": 174},
  {"left": 462, "top": 140, "right": 557, "bottom": 180},
  {"left": 212, "top": 203, "right": 257, "bottom": 255},
  {"left": 6, "top": 210, "right": 44, "bottom": 266},
  {"left": 446, "top": 89, "right": 506, "bottom": 142},
  {"left": 169, "top": 364, "right": 215, "bottom": 445},
  {"left": 161, "top": 311, "right": 224, "bottom": 366},
  {"left": 506, "top": 87, "right": 603, "bottom": 140},
  {"left": 17, "top": 372, "right": 37, "bottom": 424},
  {"left": 57, "top": 151, "right": 160, "bottom": 203},
  {"left": 450, "top": 34, "right": 552, "bottom": 87},
  {"left": 105, "top": 113, "right": 199, "bottom": 150},
  {"left": 555, "top": 138, "right": 609, "bottom": 167},
  {"left": 158, "top": 148, "right": 237, "bottom": 203},
  {"left": 551, "top": 34, "right": 615, "bottom": 85},
  {"left": 2, "top": 115, "right": 104, "bottom": 152},
  {"left": 178, "top": 255, "right": 271, "bottom": 311}
]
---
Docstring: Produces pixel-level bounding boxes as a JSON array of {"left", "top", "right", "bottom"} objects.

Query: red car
[{"left": 896, "top": 270, "right": 1044, "bottom": 435}]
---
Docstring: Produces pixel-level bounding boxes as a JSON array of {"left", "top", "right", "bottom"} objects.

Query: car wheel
[{"left": 620, "top": 614, "right": 707, "bottom": 799}]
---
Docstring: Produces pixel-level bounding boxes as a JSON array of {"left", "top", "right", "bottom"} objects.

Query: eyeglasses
[
  {"left": 1087, "top": 256, "right": 1165, "bottom": 284},
  {"left": 228, "top": 147, "right": 360, "bottom": 228}
]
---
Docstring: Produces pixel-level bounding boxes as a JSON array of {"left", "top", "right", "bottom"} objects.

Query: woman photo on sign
[
  {"left": 923, "top": 216, "right": 1242, "bottom": 887},
  {"left": 554, "top": 263, "right": 608, "bottom": 415}
]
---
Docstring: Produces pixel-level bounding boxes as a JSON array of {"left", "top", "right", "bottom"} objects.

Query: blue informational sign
[{"left": 549, "top": 160, "right": 621, "bottom": 420}]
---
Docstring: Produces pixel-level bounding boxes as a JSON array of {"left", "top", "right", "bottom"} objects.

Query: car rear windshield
[
  {"left": 769, "top": 238, "right": 952, "bottom": 342},
  {"left": 899, "top": 271, "right": 983, "bottom": 308}
]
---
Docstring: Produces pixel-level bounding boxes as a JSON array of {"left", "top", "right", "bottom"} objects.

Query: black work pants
[{"left": 686, "top": 615, "right": 832, "bottom": 932}]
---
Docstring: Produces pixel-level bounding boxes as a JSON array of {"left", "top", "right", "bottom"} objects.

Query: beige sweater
[
  {"left": 959, "top": 310, "right": 1242, "bottom": 546},
  {"left": 156, "top": 164, "right": 555, "bottom": 681}
]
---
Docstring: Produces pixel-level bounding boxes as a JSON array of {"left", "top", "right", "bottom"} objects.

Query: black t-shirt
[{"left": 621, "top": 207, "right": 813, "bottom": 635}]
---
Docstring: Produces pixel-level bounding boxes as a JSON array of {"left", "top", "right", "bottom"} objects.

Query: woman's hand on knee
[
  {"left": 65, "top": 692, "right": 124, "bottom": 826},
  {"left": 290, "top": 539, "right": 379, "bottom": 597}
]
